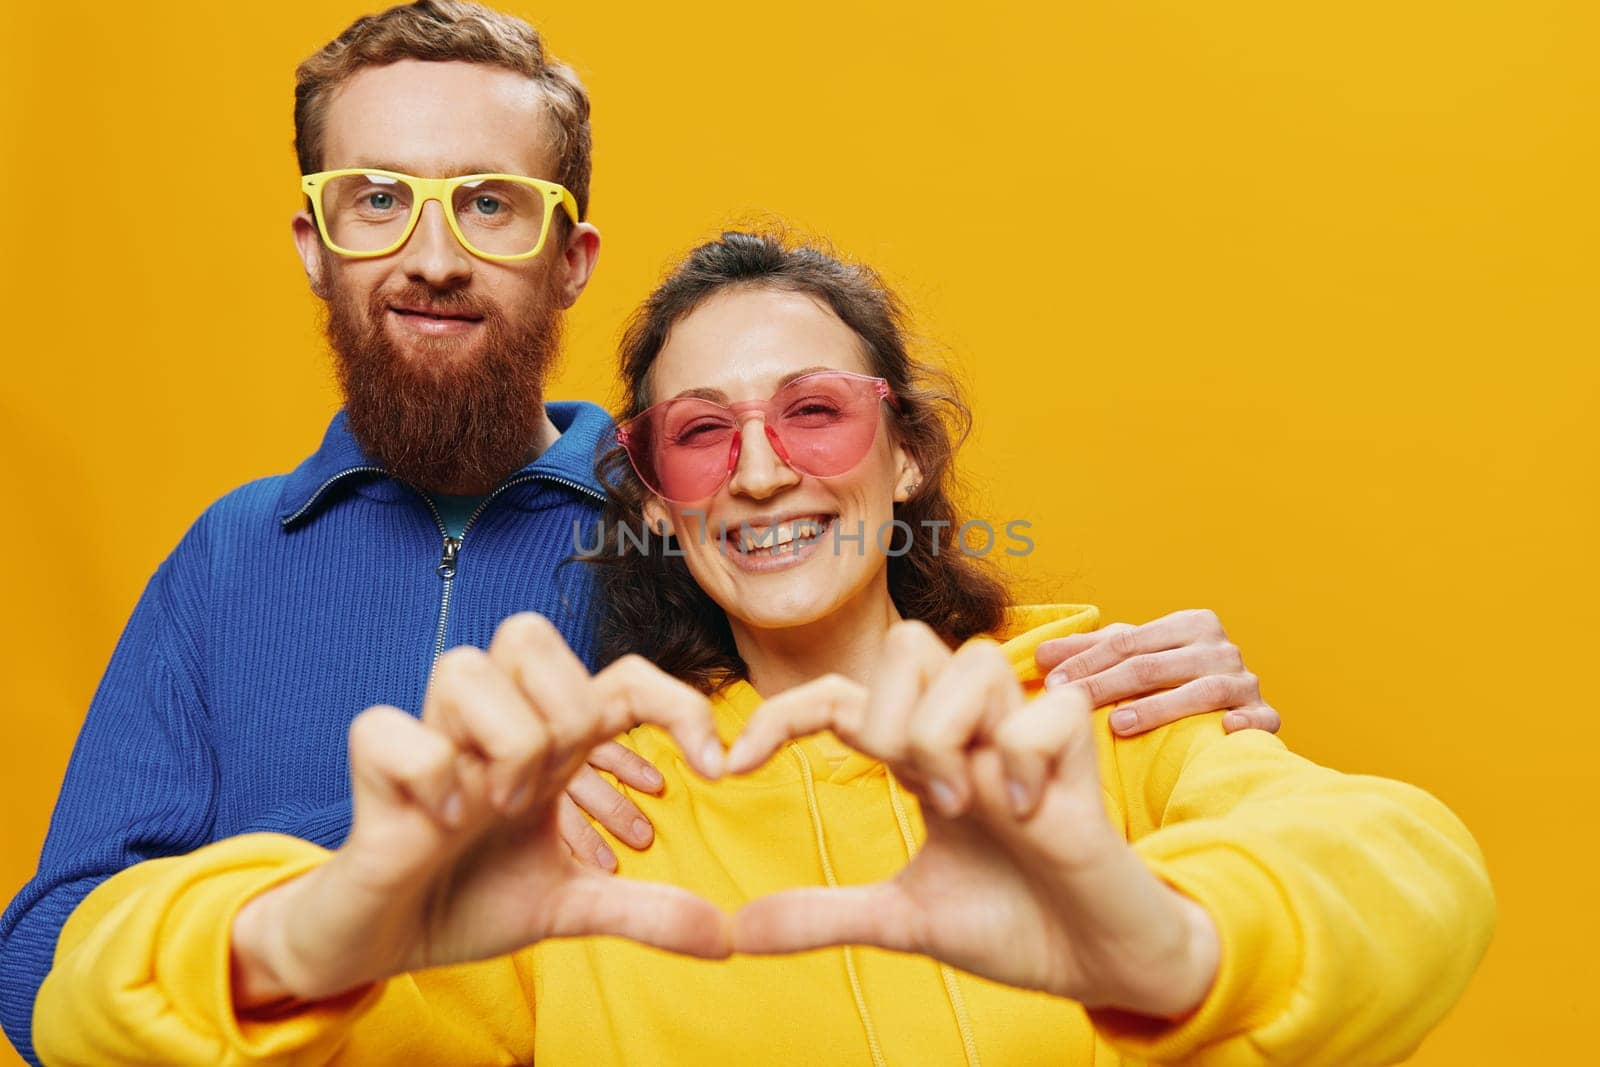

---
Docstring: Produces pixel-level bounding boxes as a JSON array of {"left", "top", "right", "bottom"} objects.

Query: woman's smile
[{"left": 715, "top": 512, "right": 838, "bottom": 573}]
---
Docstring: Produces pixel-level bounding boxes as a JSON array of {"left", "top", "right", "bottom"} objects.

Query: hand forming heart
[{"left": 229, "top": 614, "right": 1217, "bottom": 1024}]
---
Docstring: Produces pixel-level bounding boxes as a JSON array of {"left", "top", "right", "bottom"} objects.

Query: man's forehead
[{"left": 318, "top": 59, "right": 558, "bottom": 180}]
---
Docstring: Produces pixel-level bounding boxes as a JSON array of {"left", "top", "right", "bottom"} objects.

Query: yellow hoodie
[{"left": 33, "top": 605, "right": 1494, "bottom": 1066}]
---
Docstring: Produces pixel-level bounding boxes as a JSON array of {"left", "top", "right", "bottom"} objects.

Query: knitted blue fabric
[{"left": 0, "top": 402, "right": 613, "bottom": 1065}]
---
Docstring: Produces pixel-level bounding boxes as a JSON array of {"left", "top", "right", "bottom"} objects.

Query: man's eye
[
  {"left": 472, "top": 196, "right": 503, "bottom": 215},
  {"left": 366, "top": 192, "right": 396, "bottom": 210}
]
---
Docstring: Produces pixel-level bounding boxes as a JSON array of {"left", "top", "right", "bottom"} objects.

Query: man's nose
[
  {"left": 398, "top": 199, "right": 473, "bottom": 288},
  {"left": 727, "top": 416, "right": 801, "bottom": 500}
]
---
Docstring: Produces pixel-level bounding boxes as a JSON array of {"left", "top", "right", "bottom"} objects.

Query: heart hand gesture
[
  {"left": 230, "top": 613, "right": 731, "bottom": 1009},
  {"left": 725, "top": 621, "right": 1220, "bottom": 1020}
]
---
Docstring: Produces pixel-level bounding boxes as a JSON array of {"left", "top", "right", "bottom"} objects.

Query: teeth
[{"left": 737, "top": 516, "right": 830, "bottom": 554}]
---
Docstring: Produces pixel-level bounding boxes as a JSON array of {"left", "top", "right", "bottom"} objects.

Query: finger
[
  {"left": 592, "top": 654, "right": 724, "bottom": 779},
  {"left": 733, "top": 883, "right": 921, "bottom": 956},
  {"left": 991, "top": 686, "right": 1093, "bottom": 817},
  {"left": 587, "top": 740, "right": 665, "bottom": 794},
  {"left": 1106, "top": 673, "right": 1261, "bottom": 735},
  {"left": 556, "top": 793, "right": 619, "bottom": 872},
  {"left": 1045, "top": 610, "right": 1231, "bottom": 688},
  {"left": 724, "top": 674, "right": 867, "bottom": 774},
  {"left": 1033, "top": 630, "right": 1108, "bottom": 673},
  {"left": 566, "top": 763, "right": 653, "bottom": 850},
  {"left": 1040, "top": 622, "right": 1136, "bottom": 685},
  {"left": 547, "top": 869, "right": 731, "bottom": 959},
  {"left": 1070, "top": 644, "right": 1240, "bottom": 711},
  {"left": 856, "top": 620, "right": 951, "bottom": 764},
  {"left": 905, "top": 639, "right": 1019, "bottom": 817},
  {"left": 426, "top": 645, "right": 549, "bottom": 814},
  {"left": 348, "top": 705, "right": 463, "bottom": 827},
  {"left": 486, "top": 613, "right": 599, "bottom": 790},
  {"left": 1223, "top": 702, "right": 1281, "bottom": 734}
]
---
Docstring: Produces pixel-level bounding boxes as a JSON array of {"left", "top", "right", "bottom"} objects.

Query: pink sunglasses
[{"left": 616, "top": 370, "right": 898, "bottom": 503}]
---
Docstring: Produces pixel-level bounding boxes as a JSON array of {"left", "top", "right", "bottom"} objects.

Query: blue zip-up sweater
[{"left": 0, "top": 401, "right": 613, "bottom": 1066}]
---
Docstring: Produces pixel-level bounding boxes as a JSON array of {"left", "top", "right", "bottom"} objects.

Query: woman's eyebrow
[
  {"left": 776, "top": 366, "right": 834, "bottom": 386},
  {"left": 668, "top": 366, "right": 837, "bottom": 403},
  {"left": 666, "top": 386, "right": 726, "bottom": 402}
]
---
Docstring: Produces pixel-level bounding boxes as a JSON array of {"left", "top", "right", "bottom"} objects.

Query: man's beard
[{"left": 325, "top": 273, "right": 564, "bottom": 495}]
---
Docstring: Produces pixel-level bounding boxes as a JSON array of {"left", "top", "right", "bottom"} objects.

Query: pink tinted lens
[
  {"left": 620, "top": 372, "right": 887, "bottom": 501},
  {"left": 768, "top": 373, "right": 884, "bottom": 477},
  {"left": 623, "top": 398, "right": 739, "bottom": 501}
]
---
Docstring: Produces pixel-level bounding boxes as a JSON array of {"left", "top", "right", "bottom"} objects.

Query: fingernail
[
  {"left": 700, "top": 739, "right": 725, "bottom": 779},
  {"left": 1044, "top": 670, "right": 1066, "bottom": 689},
  {"left": 641, "top": 765, "right": 665, "bottom": 790},
  {"left": 441, "top": 790, "right": 463, "bottom": 827},
  {"left": 929, "top": 780, "right": 959, "bottom": 816},
  {"left": 1111, "top": 709, "right": 1138, "bottom": 734},
  {"left": 630, "top": 818, "right": 652, "bottom": 846},
  {"left": 1007, "top": 779, "right": 1030, "bottom": 815},
  {"left": 596, "top": 841, "right": 618, "bottom": 871}
]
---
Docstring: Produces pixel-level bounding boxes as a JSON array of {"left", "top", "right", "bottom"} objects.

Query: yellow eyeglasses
[{"left": 300, "top": 168, "right": 581, "bottom": 262}]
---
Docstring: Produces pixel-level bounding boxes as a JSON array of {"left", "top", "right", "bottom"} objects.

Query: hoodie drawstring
[
  {"left": 885, "top": 772, "right": 982, "bottom": 1067},
  {"left": 788, "top": 743, "right": 983, "bottom": 1067}
]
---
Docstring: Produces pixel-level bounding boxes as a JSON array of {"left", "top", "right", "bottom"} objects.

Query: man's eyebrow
[
  {"left": 667, "top": 367, "right": 839, "bottom": 403},
  {"left": 350, "top": 161, "right": 532, "bottom": 178}
]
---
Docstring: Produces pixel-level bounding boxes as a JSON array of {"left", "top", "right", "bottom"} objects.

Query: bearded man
[{"left": 0, "top": 3, "right": 1279, "bottom": 1063}]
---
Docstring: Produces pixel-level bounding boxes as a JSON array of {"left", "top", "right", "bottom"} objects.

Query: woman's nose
[{"left": 726, "top": 416, "right": 800, "bottom": 500}]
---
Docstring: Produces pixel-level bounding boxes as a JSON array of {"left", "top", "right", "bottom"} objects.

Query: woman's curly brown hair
[{"left": 589, "top": 231, "right": 1009, "bottom": 691}]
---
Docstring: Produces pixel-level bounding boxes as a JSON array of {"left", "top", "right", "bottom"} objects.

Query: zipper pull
[{"left": 437, "top": 536, "right": 461, "bottom": 579}]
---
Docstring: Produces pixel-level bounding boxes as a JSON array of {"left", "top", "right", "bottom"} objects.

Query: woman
[{"left": 33, "top": 234, "right": 1493, "bottom": 1066}]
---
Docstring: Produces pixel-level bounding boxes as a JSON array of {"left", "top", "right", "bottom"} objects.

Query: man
[{"left": 0, "top": 3, "right": 1277, "bottom": 1063}]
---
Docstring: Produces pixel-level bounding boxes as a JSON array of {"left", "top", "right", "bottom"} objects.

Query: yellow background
[{"left": 3, "top": 0, "right": 1596, "bottom": 1061}]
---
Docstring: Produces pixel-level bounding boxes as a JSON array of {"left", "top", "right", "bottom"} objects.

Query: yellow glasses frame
[{"left": 300, "top": 169, "right": 581, "bottom": 262}]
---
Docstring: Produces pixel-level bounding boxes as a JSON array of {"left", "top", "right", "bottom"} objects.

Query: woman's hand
[
  {"left": 230, "top": 613, "right": 730, "bottom": 1010},
  {"left": 1036, "top": 608, "right": 1280, "bottom": 737},
  {"left": 724, "top": 621, "right": 1220, "bottom": 1019}
]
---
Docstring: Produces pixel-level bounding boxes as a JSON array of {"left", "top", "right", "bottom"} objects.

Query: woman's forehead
[{"left": 651, "top": 288, "right": 872, "bottom": 401}]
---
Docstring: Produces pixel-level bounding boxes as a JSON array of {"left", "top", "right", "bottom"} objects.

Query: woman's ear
[
  {"left": 642, "top": 496, "right": 673, "bottom": 537},
  {"left": 892, "top": 447, "right": 925, "bottom": 503}
]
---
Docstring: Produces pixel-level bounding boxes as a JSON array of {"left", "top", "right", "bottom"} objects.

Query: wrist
[
  {"left": 230, "top": 875, "right": 308, "bottom": 1011},
  {"left": 231, "top": 859, "right": 394, "bottom": 1010},
  {"left": 1148, "top": 888, "right": 1221, "bottom": 1020}
]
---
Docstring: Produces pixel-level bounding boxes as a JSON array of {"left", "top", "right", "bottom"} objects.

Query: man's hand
[
  {"left": 726, "top": 622, "right": 1220, "bottom": 1019},
  {"left": 562, "top": 742, "right": 664, "bottom": 872},
  {"left": 229, "top": 614, "right": 729, "bottom": 1011},
  {"left": 1036, "top": 608, "right": 1280, "bottom": 737}
]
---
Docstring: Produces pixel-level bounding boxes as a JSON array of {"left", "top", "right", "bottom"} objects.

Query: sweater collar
[{"left": 277, "top": 400, "right": 614, "bottom": 528}]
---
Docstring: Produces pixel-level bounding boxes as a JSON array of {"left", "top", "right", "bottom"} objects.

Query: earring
[{"left": 905, "top": 480, "right": 921, "bottom": 496}]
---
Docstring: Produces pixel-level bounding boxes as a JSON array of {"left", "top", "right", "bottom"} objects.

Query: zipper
[
  {"left": 278, "top": 466, "right": 388, "bottom": 528},
  {"left": 527, "top": 473, "right": 606, "bottom": 506},
  {"left": 424, "top": 472, "right": 607, "bottom": 665},
  {"left": 417, "top": 490, "right": 457, "bottom": 665}
]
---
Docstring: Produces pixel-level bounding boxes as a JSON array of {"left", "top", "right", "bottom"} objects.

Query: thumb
[
  {"left": 733, "top": 883, "right": 920, "bottom": 956},
  {"left": 545, "top": 870, "right": 732, "bottom": 959}
]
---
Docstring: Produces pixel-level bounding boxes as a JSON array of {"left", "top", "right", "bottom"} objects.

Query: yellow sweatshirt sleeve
[
  {"left": 32, "top": 832, "right": 538, "bottom": 1066},
  {"left": 1087, "top": 714, "right": 1496, "bottom": 1065}
]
